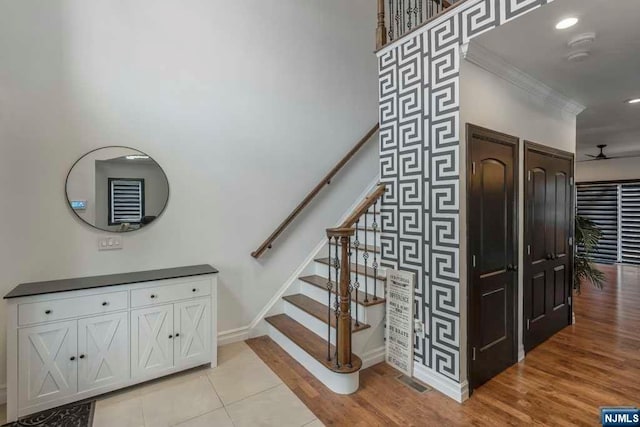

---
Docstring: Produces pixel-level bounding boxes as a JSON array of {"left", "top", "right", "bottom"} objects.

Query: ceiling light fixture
[
  {"left": 628, "top": 98, "right": 640, "bottom": 105},
  {"left": 125, "top": 155, "right": 149, "bottom": 160},
  {"left": 556, "top": 17, "right": 578, "bottom": 30}
]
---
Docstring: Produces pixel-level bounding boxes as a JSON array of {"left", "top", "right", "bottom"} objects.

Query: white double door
[
  {"left": 131, "top": 298, "right": 211, "bottom": 379},
  {"left": 18, "top": 312, "right": 129, "bottom": 409}
]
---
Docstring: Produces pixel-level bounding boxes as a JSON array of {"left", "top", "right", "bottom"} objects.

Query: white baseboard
[
  {"left": 218, "top": 326, "right": 250, "bottom": 346},
  {"left": 360, "top": 346, "right": 385, "bottom": 369},
  {"left": 413, "top": 364, "right": 469, "bottom": 403},
  {"left": 518, "top": 344, "right": 526, "bottom": 362},
  {"left": 0, "top": 385, "right": 6, "bottom": 405}
]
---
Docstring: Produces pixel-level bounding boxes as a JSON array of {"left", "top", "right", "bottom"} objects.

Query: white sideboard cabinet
[{"left": 4, "top": 265, "right": 218, "bottom": 422}]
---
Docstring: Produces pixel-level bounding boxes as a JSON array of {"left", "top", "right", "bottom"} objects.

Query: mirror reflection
[{"left": 65, "top": 147, "right": 169, "bottom": 232}]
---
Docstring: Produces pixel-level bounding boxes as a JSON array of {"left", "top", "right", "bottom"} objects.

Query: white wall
[
  {"left": 0, "top": 0, "right": 379, "bottom": 387},
  {"left": 576, "top": 157, "right": 640, "bottom": 182},
  {"left": 459, "top": 60, "right": 577, "bottom": 382}
]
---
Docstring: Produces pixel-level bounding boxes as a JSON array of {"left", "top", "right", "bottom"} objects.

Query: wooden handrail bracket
[{"left": 251, "top": 124, "right": 380, "bottom": 259}]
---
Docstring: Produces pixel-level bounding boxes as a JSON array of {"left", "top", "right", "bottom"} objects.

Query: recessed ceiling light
[
  {"left": 628, "top": 98, "right": 640, "bottom": 104},
  {"left": 556, "top": 17, "right": 578, "bottom": 30},
  {"left": 126, "top": 155, "right": 149, "bottom": 160}
]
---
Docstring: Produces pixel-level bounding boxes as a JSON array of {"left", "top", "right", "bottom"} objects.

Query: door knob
[
  {"left": 70, "top": 356, "right": 76, "bottom": 361},
  {"left": 79, "top": 354, "right": 86, "bottom": 359},
  {"left": 507, "top": 264, "right": 518, "bottom": 272},
  {"left": 546, "top": 253, "right": 554, "bottom": 260}
]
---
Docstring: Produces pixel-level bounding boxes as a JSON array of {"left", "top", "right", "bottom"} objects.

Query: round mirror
[{"left": 65, "top": 147, "right": 169, "bottom": 232}]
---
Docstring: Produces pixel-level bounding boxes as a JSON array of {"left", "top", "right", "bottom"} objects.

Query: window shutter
[
  {"left": 620, "top": 183, "right": 640, "bottom": 264},
  {"left": 576, "top": 184, "right": 618, "bottom": 264},
  {"left": 110, "top": 179, "right": 143, "bottom": 224}
]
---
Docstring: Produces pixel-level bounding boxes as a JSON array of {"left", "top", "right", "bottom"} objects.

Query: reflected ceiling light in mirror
[
  {"left": 126, "top": 155, "right": 150, "bottom": 160},
  {"left": 556, "top": 17, "right": 578, "bottom": 30},
  {"left": 627, "top": 98, "right": 640, "bottom": 105}
]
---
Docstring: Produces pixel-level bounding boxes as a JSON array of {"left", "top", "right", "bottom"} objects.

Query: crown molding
[{"left": 461, "top": 41, "right": 586, "bottom": 117}]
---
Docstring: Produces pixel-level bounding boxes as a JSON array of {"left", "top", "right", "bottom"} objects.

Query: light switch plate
[
  {"left": 98, "top": 236, "right": 123, "bottom": 251},
  {"left": 414, "top": 319, "right": 425, "bottom": 339}
]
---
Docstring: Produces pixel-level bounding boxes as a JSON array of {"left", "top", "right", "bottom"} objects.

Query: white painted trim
[
  {"left": 247, "top": 174, "right": 381, "bottom": 333},
  {"left": 461, "top": 41, "right": 586, "bottom": 117},
  {"left": 518, "top": 344, "right": 526, "bottom": 362},
  {"left": 0, "top": 385, "right": 6, "bottom": 405},
  {"left": 217, "top": 326, "right": 250, "bottom": 346},
  {"left": 360, "top": 346, "right": 386, "bottom": 369},
  {"left": 413, "top": 364, "right": 469, "bottom": 403}
]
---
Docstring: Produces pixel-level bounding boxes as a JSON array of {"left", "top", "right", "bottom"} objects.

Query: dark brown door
[
  {"left": 524, "top": 142, "right": 574, "bottom": 352},
  {"left": 467, "top": 125, "right": 518, "bottom": 389}
]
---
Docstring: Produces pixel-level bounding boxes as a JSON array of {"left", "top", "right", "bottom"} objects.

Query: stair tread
[
  {"left": 283, "top": 294, "right": 370, "bottom": 332},
  {"left": 265, "top": 314, "right": 362, "bottom": 374},
  {"left": 315, "top": 257, "right": 386, "bottom": 281},
  {"left": 299, "top": 275, "right": 385, "bottom": 306}
]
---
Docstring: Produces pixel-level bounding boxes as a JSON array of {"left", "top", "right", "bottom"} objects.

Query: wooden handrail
[
  {"left": 251, "top": 123, "right": 380, "bottom": 259},
  {"left": 338, "top": 184, "right": 386, "bottom": 229}
]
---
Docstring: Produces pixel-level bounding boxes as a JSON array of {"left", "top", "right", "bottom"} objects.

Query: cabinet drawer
[
  {"left": 18, "top": 291, "right": 128, "bottom": 326},
  {"left": 131, "top": 279, "right": 211, "bottom": 307}
]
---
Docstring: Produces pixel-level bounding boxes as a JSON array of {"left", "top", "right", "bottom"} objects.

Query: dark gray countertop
[{"left": 4, "top": 264, "right": 218, "bottom": 299}]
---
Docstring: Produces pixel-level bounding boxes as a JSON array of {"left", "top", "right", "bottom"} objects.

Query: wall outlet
[
  {"left": 98, "top": 236, "right": 123, "bottom": 251},
  {"left": 414, "top": 319, "right": 425, "bottom": 339}
]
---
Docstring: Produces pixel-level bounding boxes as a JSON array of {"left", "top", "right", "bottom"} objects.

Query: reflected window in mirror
[{"left": 66, "top": 147, "right": 169, "bottom": 233}]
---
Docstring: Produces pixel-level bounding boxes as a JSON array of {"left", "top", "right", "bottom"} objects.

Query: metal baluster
[
  {"left": 333, "top": 236, "right": 341, "bottom": 369},
  {"left": 363, "top": 209, "right": 370, "bottom": 303},
  {"left": 372, "top": 199, "right": 379, "bottom": 301},
  {"left": 347, "top": 238, "right": 353, "bottom": 368},
  {"left": 395, "top": 0, "right": 401, "bottom": 39},
  {"left": 353, "top": 220, "right": 360, "bottom": 327},
  {"left": 418, "top": 0, "right": 424, "bottom": 24},
  {"left": 407, "top": 0, "right": 413, "bottom": 31},
  {"left": 388, "top": 0, "right": 394, "bottom": 42},
  {"left": 326, "top": 237, "right": 332, "bottom": 362}
]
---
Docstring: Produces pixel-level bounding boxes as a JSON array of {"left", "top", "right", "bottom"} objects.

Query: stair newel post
[
  {"left": 333, "top": 235, "right": 341, "bottom": 368},
  {"left": 338, "top": 232, "right": 353, "bottom": 368},
  {"left": 376, "top": 0, "right": 387, "bottom": 50}
]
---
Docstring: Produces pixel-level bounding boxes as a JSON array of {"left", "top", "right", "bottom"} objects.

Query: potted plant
[{"left": 574, "top": 215, "right": 605, "bottom": 293}]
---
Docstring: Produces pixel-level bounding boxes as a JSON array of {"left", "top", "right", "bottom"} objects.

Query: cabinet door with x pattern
[
  {"left": 18, "top": 320, "right": 78, "bottom": 410},
  {"left": 174, "top": 298, "right": 211, "bottom": 369},
  {"left": 78, "top": 312, "right": 129, "bottom": 393},
  {"left": 131, "top": 304, "right": 174, "bottom": 379}
]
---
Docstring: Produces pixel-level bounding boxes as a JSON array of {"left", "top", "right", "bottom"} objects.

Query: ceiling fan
[{"left": 581, "top": 144, "right": 640, "bottom": 162}]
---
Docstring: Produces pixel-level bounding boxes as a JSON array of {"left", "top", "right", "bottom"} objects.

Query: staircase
[{"left": 264, "top": 185, "right": 387, "bottom": 394}]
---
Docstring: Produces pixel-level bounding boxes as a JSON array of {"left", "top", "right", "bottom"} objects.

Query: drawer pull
[
  {"left": 102, "top": 302, "right": 109, "bottom": 306},
  {"left": 192, "top": 288, "right": 197, "bottom": 293},
  {"left": 150, "top": 294, "right": 157, "bottom": 299},
  {"left": 175, "top": 333, "right": 180, "bottom": 337},
  {"left": 79, "top": 354, "right": 86, "bottom": 359},
  {"left": 168, "top": 334, "right": 173, "bottom": 339},
  {"left": 45, "top": 310, "right": 52, "bottom": 315},
  {"left": 70, "top": 356, "right": 76, "bottom": 361}
]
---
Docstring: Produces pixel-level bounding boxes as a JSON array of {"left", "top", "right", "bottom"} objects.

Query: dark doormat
[{"left": 2, "top": 400, "right": 95, "bottom": 427}]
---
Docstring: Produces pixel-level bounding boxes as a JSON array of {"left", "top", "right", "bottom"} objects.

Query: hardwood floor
[{"left": 247, "top": 264, "right": 640, "bottom": 426}]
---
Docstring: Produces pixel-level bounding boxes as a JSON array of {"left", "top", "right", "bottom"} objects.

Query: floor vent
[{"left": 396, "top": 375, "right": 432, "bottom": 393}]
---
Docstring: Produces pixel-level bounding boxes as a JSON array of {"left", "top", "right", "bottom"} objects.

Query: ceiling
[{"left": 471, "top": 0, "right": 640, "bottom": 158}]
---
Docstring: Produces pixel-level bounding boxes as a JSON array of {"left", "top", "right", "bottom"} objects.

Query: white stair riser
[
  {"left": 300, "top": 281, "right": 370, "bottom": 324},
  {"left": 283, "top": 301, "right": 368, "bottom": 354},
  {"left": 267, "top": 325, "right": 358, "bottom": 395}
]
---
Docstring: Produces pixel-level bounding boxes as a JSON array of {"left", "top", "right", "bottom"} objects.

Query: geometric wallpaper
[{"left": 378, "top": 0, "right": 554, "bottom": 382}]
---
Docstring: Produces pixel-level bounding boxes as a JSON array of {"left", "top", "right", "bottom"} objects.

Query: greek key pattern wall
[{"left": 378, "top": 0, "right": 553, "bottom": 382}]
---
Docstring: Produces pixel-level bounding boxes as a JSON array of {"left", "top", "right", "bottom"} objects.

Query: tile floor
[{"left": 0, "top": 341, "right": 323, "bottom": 427}]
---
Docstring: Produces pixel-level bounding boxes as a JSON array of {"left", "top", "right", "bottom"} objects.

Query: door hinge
[
  {"left": 472, "top": 255, "right": 477, "bottom": 268},
  {"left": 472, "top": 347, "right": 476, "bottom": 361},
  {"left": 568, "top": 237, "right": 573, "bottom": 246},
  {"left": 527, "top": 245, "right": 531, "bottom": 255},
  {"left": 568, "top": 296, "right": 572, "bottom": 305},
  {"left": 528, "top": 171, "right": 532, "bottom": 181},
  {"left": 472, "top": 162, "right": 476, "bottom": 175},
  {"left": 526, "top": 319, "right": 531, "bottom": 330}
]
